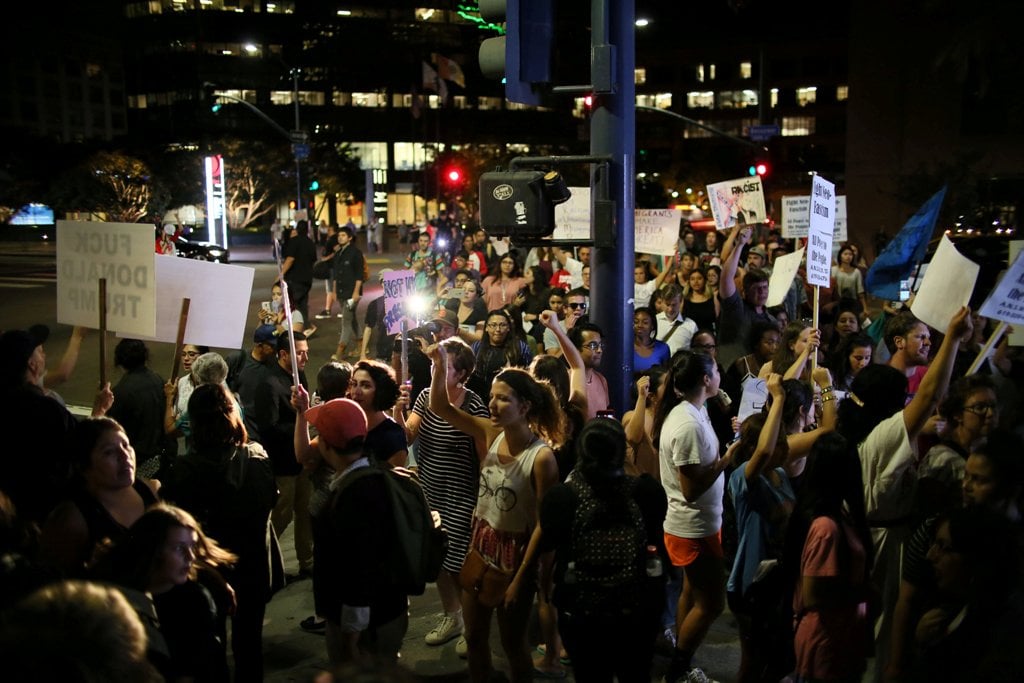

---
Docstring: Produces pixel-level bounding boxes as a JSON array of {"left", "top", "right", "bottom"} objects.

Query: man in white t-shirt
[
  {"left": 655, "top": 284, "right": 698, "bottom": 357},
  {"left": 550, "top": 246, "right": 589, "bottom": 290}
]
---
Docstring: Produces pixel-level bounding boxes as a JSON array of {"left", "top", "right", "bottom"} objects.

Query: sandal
[{"left": 534, "top": 644, "right": 571, "bottom": 666}]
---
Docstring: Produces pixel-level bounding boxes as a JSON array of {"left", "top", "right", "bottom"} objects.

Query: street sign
[
  {"left": 292, "top": 143, "right": 310, "bottom": 160},
  {"left": 749, "top": 124, "right": 780, "bottom": 142}
]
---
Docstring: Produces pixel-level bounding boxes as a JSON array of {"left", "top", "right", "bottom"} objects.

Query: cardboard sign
[
  {"left": 805, "top": 175, "right": 836, "bottom": 288},
  {"left": 781, "top": 195, "right": 848, "bottom": 241},
  {"left": 911, "top": 234, "right": 979, "bottom": 332},
  {"left": 126, "top": 256, "right": 255, "bottom": 349},
  {"left": 767, "top": 247, "right": 805, "bottom": 308},
  {"left": 706, "top": 176, "right": 767, "bottom": 231},
  {"left": 552, "top": 186, "right": 591, "bottom": 241},
  {"left": 635, "top": 209, "right": 682, "bottom": 256},
  {"left": 383, "top": 269, "right": 419, "bottom": 335},
  {"left": 56, "top": 220, "right": 157, "bottom": 337}
]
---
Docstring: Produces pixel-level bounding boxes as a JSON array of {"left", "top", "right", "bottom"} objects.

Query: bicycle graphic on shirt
[{"left": 479, "top": 471, "right": 517, "bottom": 512}]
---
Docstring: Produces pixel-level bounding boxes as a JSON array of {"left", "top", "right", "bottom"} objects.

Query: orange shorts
[{"left": 664, "top": 531, "right": 723, "bottom": 567}]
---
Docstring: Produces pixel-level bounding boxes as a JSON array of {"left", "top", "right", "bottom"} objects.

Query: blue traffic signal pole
[{"left": 589, "top": 0, "right": 635, "bottom": 416}]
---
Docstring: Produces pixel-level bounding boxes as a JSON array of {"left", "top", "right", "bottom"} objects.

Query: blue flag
[{"left": 865, "top": 186, "right": 947, "bottom": 301}]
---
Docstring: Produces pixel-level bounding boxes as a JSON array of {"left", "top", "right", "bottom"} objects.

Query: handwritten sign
[
  {"left": 767, "top": 247, "right": 805, "bottom": 308},
  {"left": 124, "top": 256, "right": 255, "bottom": 349},
  {"left": 979, "top": 244, "right": 1024, "bottom": 331},
  {"left": 780, "top": 195, "right": 848, "bottom": 240},
  {"left": 911, "top": 234, "right": 979, "bottom": 332},
  {"left": 552, "top": 186, "right": 591, "bottom": 241},
  {"left": 383, "top": 269, "right": 418, "bottom": 335},
  {"left": 706, "top": 176, "right": 767, "bottom": 231},
  {"left": 56, "top": 220, "right": 157, "bottom": 336},
  {"left": 737, "top": 375, "right": 768, "bottom": 423},
  {"left": 805, "top": 175, "right": 836, "bottom": 288},
  {"left": 634, "top": 209, "right": 681, "bottom": 256}
]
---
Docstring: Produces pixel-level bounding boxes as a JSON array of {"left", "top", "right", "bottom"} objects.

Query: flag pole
[
  {"left": 965, "top": 321, "right": 1008, "bottom": 376},
  {"left": 273, "top": 240, "right": 301, "bottom": 387}
]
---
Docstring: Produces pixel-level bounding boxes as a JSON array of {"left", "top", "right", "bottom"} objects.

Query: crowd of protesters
[{"left": 1, "top": 217, "right": 1023, "bottom": 683}]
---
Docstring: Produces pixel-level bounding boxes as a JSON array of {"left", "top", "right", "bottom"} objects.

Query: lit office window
[
  {"left": 718, "top": 90, "right": 758, "bottom": 109},
  {"left": 394, "top": 142, "right": 432, "bottom": 171},
  {"left": 740, "top": 62, "right": 752, "bottom": 79},
  {"left": 393, "top": 93, "right": 411, "bottom": 108},
  {"left": 836, "top": 85, "right": 849, "bottom": 101},
  {"left": 771, "top": 88, "right": 779, "bottom": 107},
  {"left": 782, "top": 116, "right": 815, "bottom": 136},
  {"left": 349, "top": 142, "right": 387, "bottom": 170},
  {"left": 696, "top": 64, "right": 705, "bottom": 83},
  {"left": 796, "top": 87, "right": 817, "bottom": 107},
  {"left": 477, "top": 96, "right": 502, "bottom": 110},
  {"left": 687, "top": 91, "right": 715, "bottom": 109},
  {"left": 709, "top": 64, "right": 716, "bottom": 80},
  {"left": 636, "top": 93, "right": 672, "bottom": 109},
  {"left": 635, "top": 68, "right": 646, "bottom": 85},
  {"left": 352, "top": 92, "right": 386, "bottom": 107}
]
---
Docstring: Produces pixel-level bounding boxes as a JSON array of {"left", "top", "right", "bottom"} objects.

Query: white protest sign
[
  {"left": 737, "top": 375, "right": 769, "bottom": 423},
  {"left": 634, "top": 209, "right": 681, "bottom": 256},
  {"left": 125, "top": 256, "right": 254, "bottom": 349},
  {"left": 767, "top": 247, "right": 805, "bottom": 308},
  {"left": 805, "top": 175, "right": 836, "bottom": 288},
  {"left": 57, "top": 221, "right": 157, "bottom": 337},
  {"left": 910, "top": 234, "right": 979, "bottom": 332},
  {"left": 551, "top": 186, "right": 591, "bottom": 241},
  {"left": 979, "top": 245, "right": 1024, "bottom": 331},
  {"left": 1011, "top": 241, "right": 1024, "bottom": 347},
  {"left": 383, "top": 269, "right": 418, "bottom": 335},
  {"left": 781, "top": 195, "right": 848, "bottom": 241},
  {"left": 706, "top": 176, "right": 767, "bottom": 231}
]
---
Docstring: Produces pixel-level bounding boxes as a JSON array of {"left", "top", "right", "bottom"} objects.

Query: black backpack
[
  {"left": 336, "top": 463, "right": 448, "bottom": 596},
  {"left": 565, "top": 474, "right": 648, "bottom": 614}
]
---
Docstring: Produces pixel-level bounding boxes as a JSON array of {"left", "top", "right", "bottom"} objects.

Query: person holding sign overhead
[{"left": 717, "top": 224, "right": 777, "bottom": 369}]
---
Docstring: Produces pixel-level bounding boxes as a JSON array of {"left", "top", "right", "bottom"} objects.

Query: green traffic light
[
  {"left": 211, "top": 103, "right": 222, "bottom": 113},
  {"left": 309, "top": 180, "right": 320, "bottom": 191}
]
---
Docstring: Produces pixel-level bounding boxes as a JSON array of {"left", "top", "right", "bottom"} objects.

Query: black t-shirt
[
  {"left": 283, "top": 234, "right": 316, "bottom": 283},
  {"left": 333, "top": 243, "right": 363, "bottom": 299},
  {"left": 364, "top": 418, "right": 406, "bottom": 464}
]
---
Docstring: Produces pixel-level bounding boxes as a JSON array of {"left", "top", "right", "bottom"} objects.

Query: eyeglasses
[
  {"left": 182, "top": 350, "right": 200, "bottom": 357},
  {"left": 568, "top": 302, "right": 587, "bottom": 310},
  {"left": 582, "top": 341, "right": 604, "bottom": 351},
  {"left": 963, "top": 402, "right": 997, "bottom": 416},
  {"left": 486, "top": 322, "right": 510, "bottom": 330}
]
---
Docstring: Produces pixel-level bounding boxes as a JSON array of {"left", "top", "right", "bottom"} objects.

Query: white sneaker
[
  {"left": 455, "top": 635, "right": 468, "bottom": 658},
  {"left": 424, "top": 614, "right": 463, "bottom": 646},
  {"left": 684, "top": 667, "right": 718, "bottom": 683}
]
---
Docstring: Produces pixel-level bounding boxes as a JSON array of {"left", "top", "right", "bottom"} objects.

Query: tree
[
  {"left": 215, "top": 139, "right": 294, "bottom": 230},
  {"left": 45, "top": 150, "right": 152, "bottom": 222}
]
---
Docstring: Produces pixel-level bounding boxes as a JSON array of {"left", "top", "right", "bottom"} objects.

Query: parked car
[{"left": 174, "top": 235, "right": 230, "bottom": 263}]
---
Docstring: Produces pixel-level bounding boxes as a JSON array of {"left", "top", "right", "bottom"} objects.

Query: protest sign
[
  {"left": 634, "top": 209, "right": 681, "bottom": 256},
  {"left": 911, "top": 234, "right": 979, "bottom": 332},
  {"left": 979, "top": 244, "right": 1024, "bottom": 334},
  {"left": 767, "top": 247, "right": 805, "bottom": 308},
  {"left": 551, "top": 186, "right": 591, "bottom": 241},
  {"left": 805, "top": 175, "right": 836, "bottom": 288},
  {"left": 57, "top": 221, "right": 157, "bottom": 337},
  {"left": 780, "top": 195, "right": 848, "bottom": 241},
  {"left": 126, "top": 256, "right": 254, "bottom": 349},
  {"left": 383, "top": 269, "right": 418, "bottom": 335},
  {"left": 706, "top": 176, "right": 767, "bottom": 231},
  {"left": 737, "top": 375, "right": 768, "bottom": 424}
]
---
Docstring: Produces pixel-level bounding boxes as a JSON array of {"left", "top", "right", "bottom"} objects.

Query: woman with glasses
[
  {"left": 633, "top": 306, "right": 672, "bottom": 373},
  {"left": 917, "top": 375, "right": 1000, "bottom": 517},
  {"left": 446, "top": 277, "right": 489, "bottom": 338},
  {"left": 482, "top": 254, "right": 526, "bottom": 312},
  {"left": 466, "top": 309, "right": 532, "bottom": 403}
]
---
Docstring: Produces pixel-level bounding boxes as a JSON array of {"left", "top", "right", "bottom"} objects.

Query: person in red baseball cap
[{"left": 303, "top": 398, "right": 409, "bottom": 666}]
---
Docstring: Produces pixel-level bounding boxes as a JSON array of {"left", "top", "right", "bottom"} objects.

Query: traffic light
[
  {"left": 479, "top": 170, "right": 571, "bottom": 239},
  {"left": 445, "top": 167, "right": 463, "bottom": 185},
  {"left": 478, "top": 0, "right": 554, "bottom": 106},
  {"left": 288, "top": 200, "right": 297, "bottom": 210},
  {"left": 748, "top": 160, "right": 770, "bottom": 177},
  {"left": 308, "top": 179, "right": 320, "bottom": 191}
]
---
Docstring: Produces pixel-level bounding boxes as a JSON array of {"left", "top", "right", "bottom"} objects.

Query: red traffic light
[
  {"left": 445, "top": 167, "right": 463, "bottom": 184},
  {"left": 755, "top": 162, "right": 769, "bottom": 176}
]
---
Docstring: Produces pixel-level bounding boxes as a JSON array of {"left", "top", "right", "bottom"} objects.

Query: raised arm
[
  {"left": 539, "top": 309, "right": 587, "bottom": 412},
  {"left": 624, "top": 375, "right": 651, "bottom": 447},
  {"left": 744, "top": 373, "right": 785, "bottom": 480},
  {"left": 426, "top": 344, "right": 495, "bottom": 451},
  {"left": 718, "top": 224, "right": 750, "bottom": 301},
  {"left": 784, "top": 328, "right": 821, "bottom": 381},
  {"left": 44, "top": 326, "right": 87, "bottom": 388},
  {"left": 786, "top": 367, "right": 837, "bottom": 473},
  {"left": 903, "top": 307, "right": 972, "bottom": 440}
]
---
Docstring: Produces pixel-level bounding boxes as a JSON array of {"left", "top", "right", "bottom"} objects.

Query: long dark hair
[
  {"left": 837, "top": 364, "right": 908, "bottom": 445},
  {"left": 828, "top": 332, "right": 874, "bottom": 390},
  {"left": 188, "top": 383, "right": 248, "bottom": 451},
  {"left": 574, "top": 419, "right": 635, "bottom": 522},
  {"left": 480, "top": 308, "right": 526, "bottom": 367},
  {"left": 782, "top": 432, "right": 873, "bottom": 589},
  {"left": 652, "top": 350, "right": 716, "bottom": 445}
]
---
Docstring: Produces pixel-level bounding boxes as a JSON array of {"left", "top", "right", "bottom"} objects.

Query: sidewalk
[{"left": 263, "top": 525, "right": 741, "bottom": 682}]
